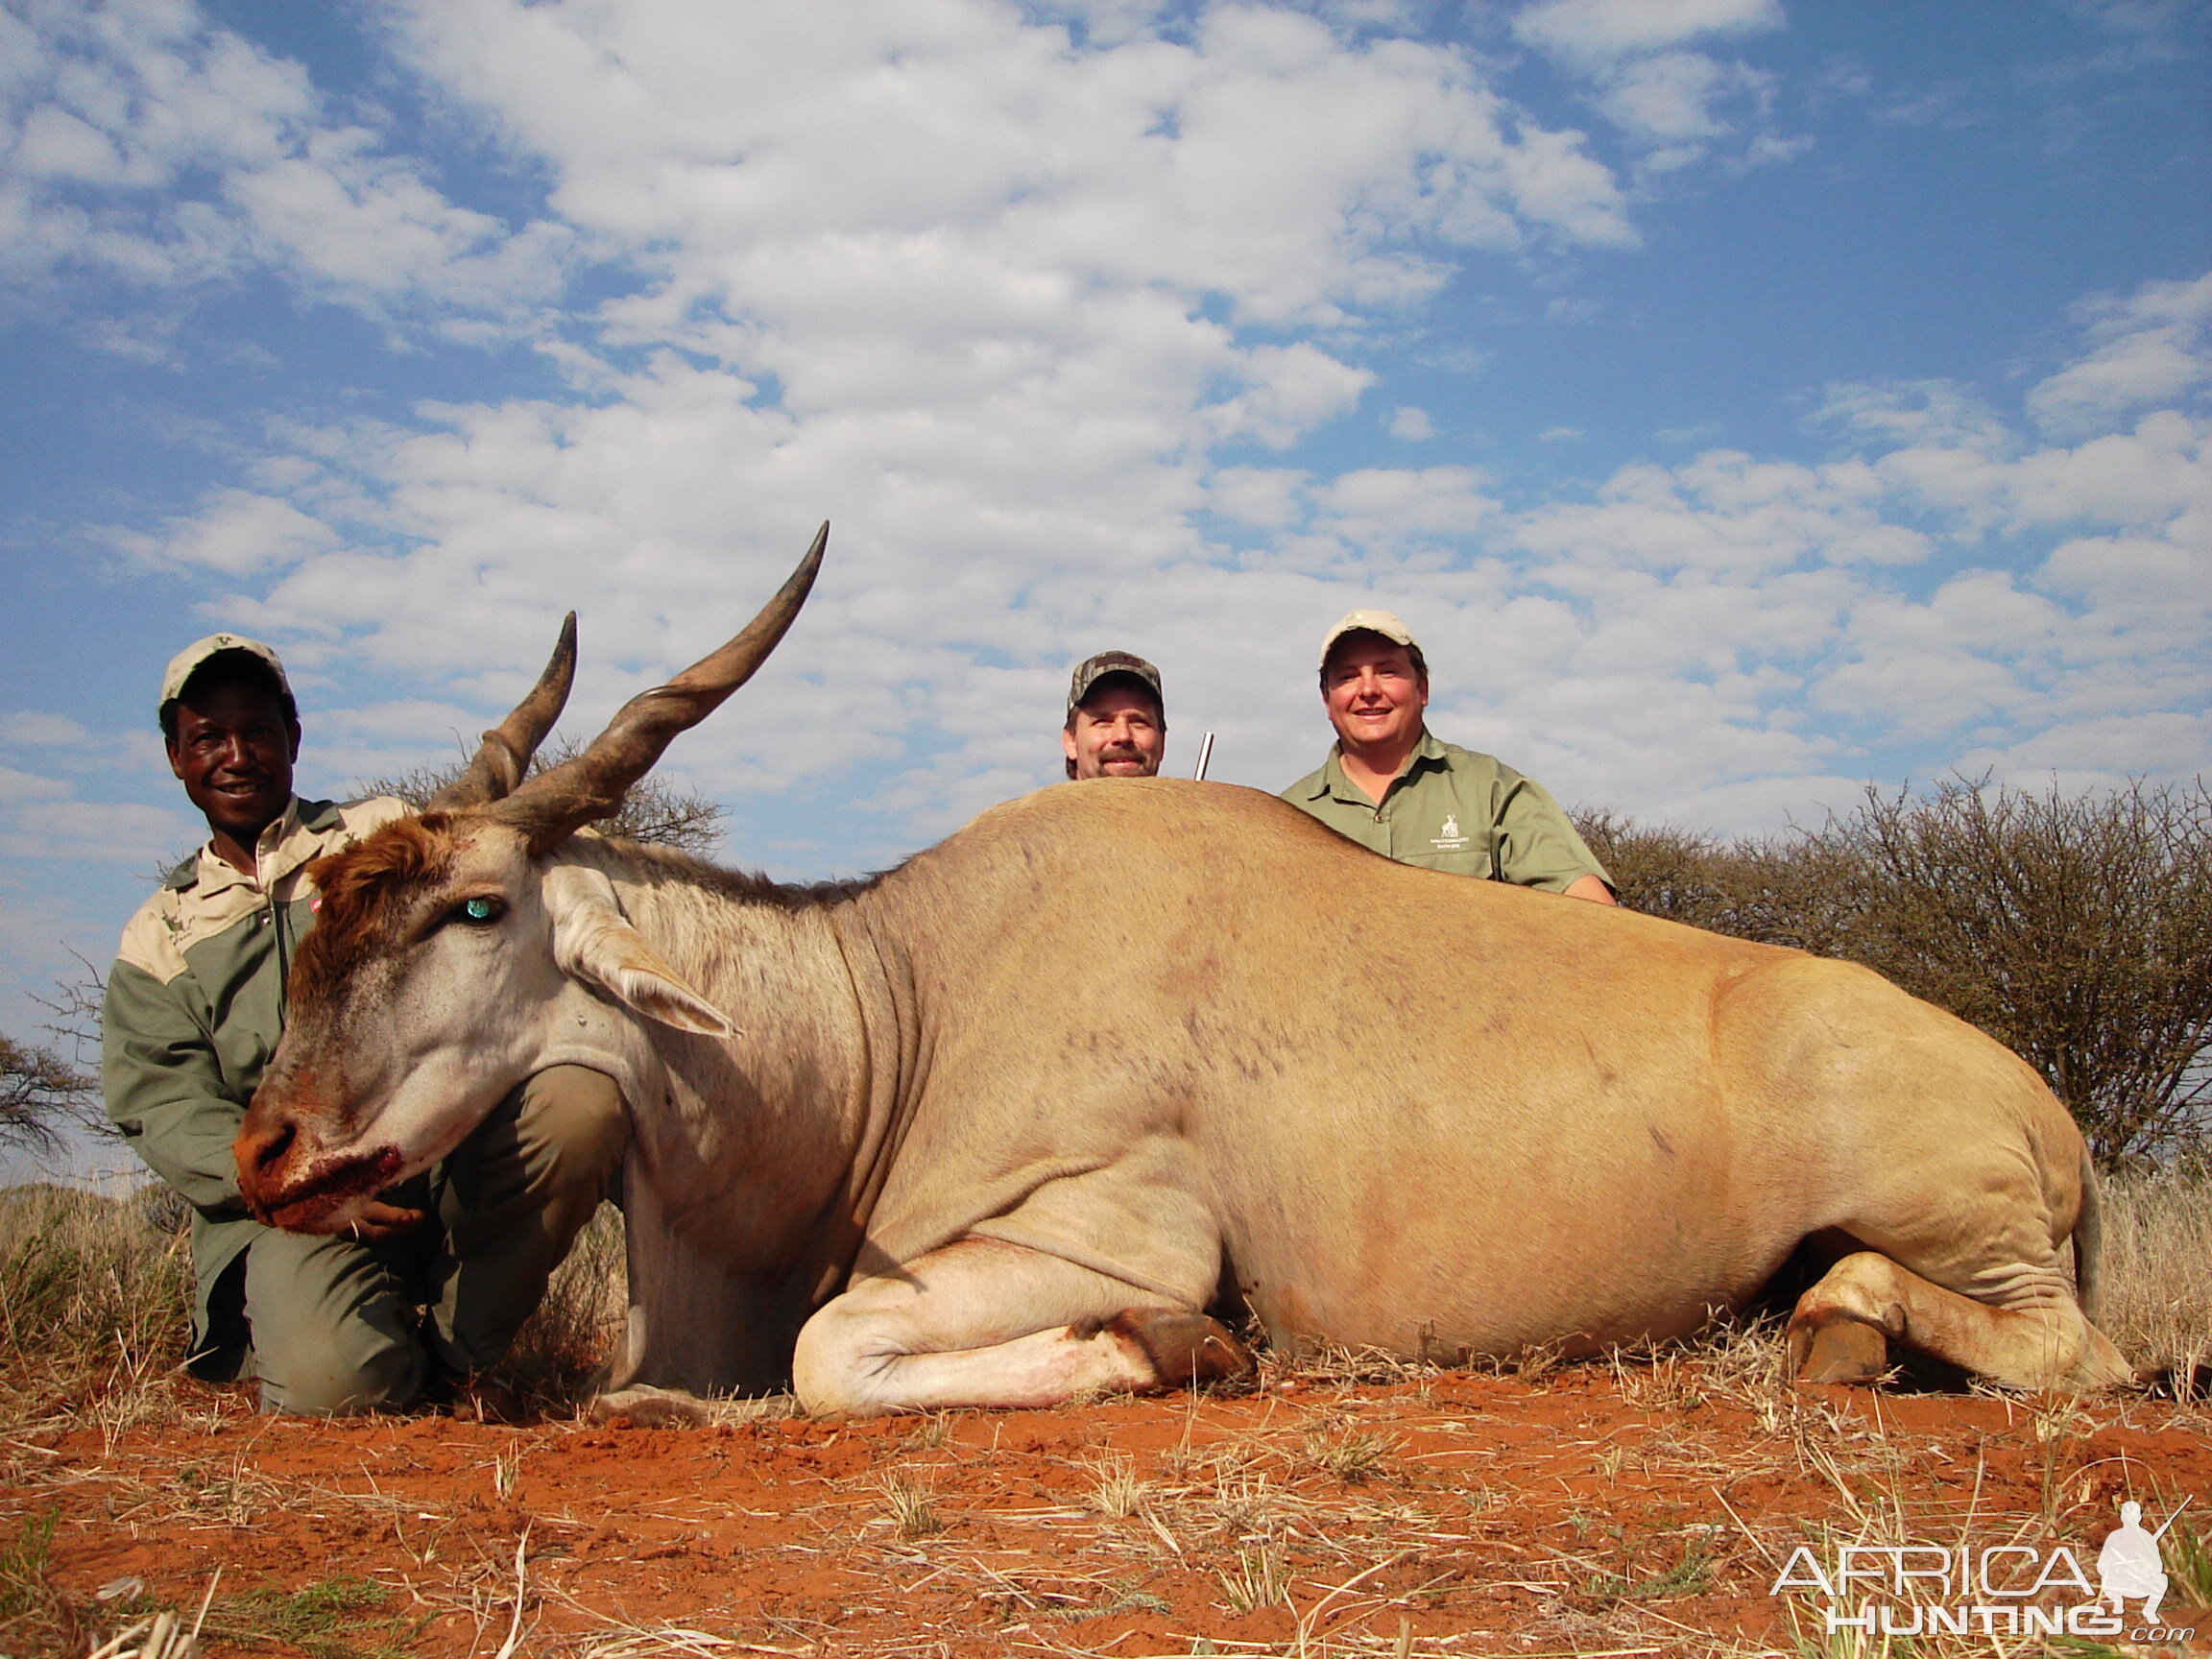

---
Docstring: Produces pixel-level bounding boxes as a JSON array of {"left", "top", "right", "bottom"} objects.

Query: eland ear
[{"left": 542, "top": 866, "right": 738, "bottom": 1039}]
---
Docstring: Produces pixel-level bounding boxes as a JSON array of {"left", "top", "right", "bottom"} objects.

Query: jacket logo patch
[{"left": 1431, "top": 812, "right": 1470, "bottom": 852}]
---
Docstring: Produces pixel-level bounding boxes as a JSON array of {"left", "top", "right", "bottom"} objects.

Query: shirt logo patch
[{"left": 1431, "top": 812, "right": 1470, "bottom": 852}]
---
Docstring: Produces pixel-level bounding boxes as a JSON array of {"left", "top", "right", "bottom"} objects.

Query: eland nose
[{"left": 233, "top": 1106, "right": 297, "bottom": 1211}]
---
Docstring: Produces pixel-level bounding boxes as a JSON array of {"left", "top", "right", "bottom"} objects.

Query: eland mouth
[{"left": 239, "top": 1142, "right": 406, "bottom": 1234}]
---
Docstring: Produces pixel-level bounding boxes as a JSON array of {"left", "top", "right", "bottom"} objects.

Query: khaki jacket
[
  {"left": 1281, "top": 732, "right": 1609, "bottom": 893},
  {"left": 103, "top": 796, "right": 409, "bottom": 1359}
]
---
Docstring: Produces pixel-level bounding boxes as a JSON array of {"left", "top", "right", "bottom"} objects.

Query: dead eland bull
[{"left": 235, "top": 527, "right": 2132, "bottom": 1416}]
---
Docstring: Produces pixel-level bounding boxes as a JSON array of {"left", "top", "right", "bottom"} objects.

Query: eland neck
[{"left": 556, "top": 836, "right": 898, "bottom": 1288}]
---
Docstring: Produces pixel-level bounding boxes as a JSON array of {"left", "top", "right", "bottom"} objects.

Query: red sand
[{"left": 12, "top": 1370, "right": 2211, "bottom": 1656}]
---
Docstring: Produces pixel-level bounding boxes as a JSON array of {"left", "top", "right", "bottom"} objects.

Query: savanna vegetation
[{"left": 359, "top": 738, "right": 730, "bottom": 857}]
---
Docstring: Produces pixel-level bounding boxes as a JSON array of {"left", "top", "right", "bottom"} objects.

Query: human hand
[{"left": 346, "top": 1199, "right": 426, "bottom": 1242}]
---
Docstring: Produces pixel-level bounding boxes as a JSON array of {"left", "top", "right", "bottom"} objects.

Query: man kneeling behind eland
[
  {"left": 234, "top": 525, "right": 2133, "bottom": 1417},
  {"left": 105, "top": 631, "right": 624, "bottom": 1415}
]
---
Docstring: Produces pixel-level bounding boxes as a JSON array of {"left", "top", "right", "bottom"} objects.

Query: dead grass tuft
[
  {"left": 0, "top": 1184, "right": 194, "bottom": 1436},
  {"left": 1080, "top": 1452, "right": 1150, "bottom": 1518},
  {"left": 900, "top": 1410, "right": 952, "bottom": 1452},
  {"left": 0, "top": 1184, "right": 629, "bottom": 1435},
  {"left": 874, "top": 1471, "right": 943, "bottom": 1540},
  {"left": 499, "top": 1200, "right": 629, "bottom": 1415},
  {"left": 1300, "top": 1421, "right": 1398, "bottom": 1484},
  {"left": 1262, "top": 1342, "right": 1440, "bottom": 1391},
  {"left": 2101, "top": 1166, "right": 2212, "bottom": 1379},
  {"left": 0, "top": 1508, "right": 86, "bottom": 1656},
  {"left": 1214, "top": 1541, "right": 1288, "bottom": 1615},
  {"left": 2164, "top": 1511, "right": 2212, "bottom": 1610}
]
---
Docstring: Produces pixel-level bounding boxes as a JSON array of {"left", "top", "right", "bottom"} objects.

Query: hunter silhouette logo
[{"left": 2099, "top": 1499, "right": 2186, "bottom": 1623}]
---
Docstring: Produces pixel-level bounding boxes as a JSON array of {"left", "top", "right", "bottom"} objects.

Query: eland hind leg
[
  {"left": 1716, "top": 954, "right": 2131, "bottom": 1392},
  {"left": 1788, "top": 1251, "right": 2131, "bottom": 1390}
]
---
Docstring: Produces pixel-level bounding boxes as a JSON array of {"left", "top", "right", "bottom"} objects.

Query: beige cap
[
  {"left": 1066, "top": 650, "right": 1165, "bottom": 718},
  {"left": 1318, "top": 609, "right": 1418, "bottom": 669},
  {"left": 159, "top": 633, "right": 293, "bottom": 712}
]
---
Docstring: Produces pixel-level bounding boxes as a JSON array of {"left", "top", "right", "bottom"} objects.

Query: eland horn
[
  {"left": 490, "top": 521, "right": 828, "bottom": 854},
  {"left": 428, "top": 613, "right": 579, "bottom": 809}
]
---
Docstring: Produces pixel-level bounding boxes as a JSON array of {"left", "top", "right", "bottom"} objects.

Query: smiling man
[
  {"left": 101, "top": 635, "right": 627, "bottom": 1416},
  {"left": 1062, "top": 650, "right": 1167, "bottom": 780},
  {"left": 1282, "top": 611, "right": 1615, "bottom": 904}
]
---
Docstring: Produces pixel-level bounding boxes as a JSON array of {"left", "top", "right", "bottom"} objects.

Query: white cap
[
  {"left": 158, "top": 634, "right": 292, "bottom": 711},
  {"left": 1318, "top": 609, "right": 1418, "bottom": 670}
]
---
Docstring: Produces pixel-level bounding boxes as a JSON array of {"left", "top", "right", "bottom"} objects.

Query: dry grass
[
  {"left": 2099, "top": 1165, "right": 2212, "bottom": 1381},
  {"left": 1080, "top": 1453, "right": 1152, "bottom": 1518},
  {"left": 1214, "top": 1541, "right": 1290, "bottom": 1615},
  {"left": 0, "top": 1184, "right": 193, "bottom": 1435},
  {"left": 874, "top": 1471, "right": 944, "bottom": 1540},
  {"left": 1300, "top": 1423, "right": 1399, "bottom": 1485},
  {"left": 0, "top": 1188, "right": 628, "bottom": 1439},
  {"left": 3, "top": 1283, "right": 2208, "bottom": 1657}
]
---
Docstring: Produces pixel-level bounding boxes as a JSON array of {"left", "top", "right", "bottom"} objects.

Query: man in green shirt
[
  {"left": 1281, "top": 611, "right": 1616, "bottom": 903},
  {"left": 103, "top": 634, "right": 629, "bottom": 1415}
]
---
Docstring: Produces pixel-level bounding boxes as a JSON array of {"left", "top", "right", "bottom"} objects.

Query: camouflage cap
[
  {"left": 159, "top": 633, "right": 293, "bottom": 713},
  {"left": 1318, "top": 609, "right": 1418, "bottom": 670},
  {"left": 1066, "top": 651, "right": 1165, "bottom": 719}
]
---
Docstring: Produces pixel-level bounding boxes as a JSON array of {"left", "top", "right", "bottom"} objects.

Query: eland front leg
[{"left": 790, "top": 1237, "right": 1252, "bottom": 1416}]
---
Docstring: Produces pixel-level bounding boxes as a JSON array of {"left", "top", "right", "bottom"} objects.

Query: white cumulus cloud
[
  {"left": 1510, "top": 0, "right": 1799, "bottom": 176},
  {"left": 1511, "top": 0, "right": 1786, "bottom": 67},
  {"left": 14, "top": 5, "right": 2206, "bottom": 870},
  {"left": 2026, "top": 271, "right": 2212, "bottom": 438},
  {"left": 0, "top": 0, "right": 575, "bottom": 336},
  {"left": 1386, "top": 405, "right": 1434, "bottom": 440}
]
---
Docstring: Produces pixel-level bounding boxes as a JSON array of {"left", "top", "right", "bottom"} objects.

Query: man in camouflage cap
[
  {"left": 1062, "top": 650, "right": 1167, "bottom": 781},
  {"left": 1282, "top": 611, "right": 1615, "bottom": 903}
]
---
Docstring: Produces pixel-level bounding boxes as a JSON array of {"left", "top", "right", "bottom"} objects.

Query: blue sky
[{"left": 2, "top": 0, "right": 2208, "bottom": 1051}]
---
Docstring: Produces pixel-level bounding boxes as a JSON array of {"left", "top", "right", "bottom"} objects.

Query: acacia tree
[
  {"left": 1571, "top": 809, "right": 1869, "bottom": 956},
  {"left": 0, "top": 1034, "right": 100, "bottom": 1161},
  {"left": 1569, "top": 811, "right": 1729, "bottom": 929}
]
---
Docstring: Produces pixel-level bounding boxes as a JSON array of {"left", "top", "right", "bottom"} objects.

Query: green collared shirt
[{"left": 1280, "top": 732, "right": 1610, "bottom": 892}]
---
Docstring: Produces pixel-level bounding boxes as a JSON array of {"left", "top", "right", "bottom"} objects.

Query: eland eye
[{"left": 454, "top": 896, "right": 505, "bottom": 926}]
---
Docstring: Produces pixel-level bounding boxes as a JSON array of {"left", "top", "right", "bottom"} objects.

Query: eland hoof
[
  {"left": 1110, "top": 1310, "right": 1257, "bottom": 1389},
  {"left": 589, "top": 1385, "right": 715, "bottom": 1428},
  {"left": 1791, "top": 1316, "right": 1890, "bottom": 1385}
]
